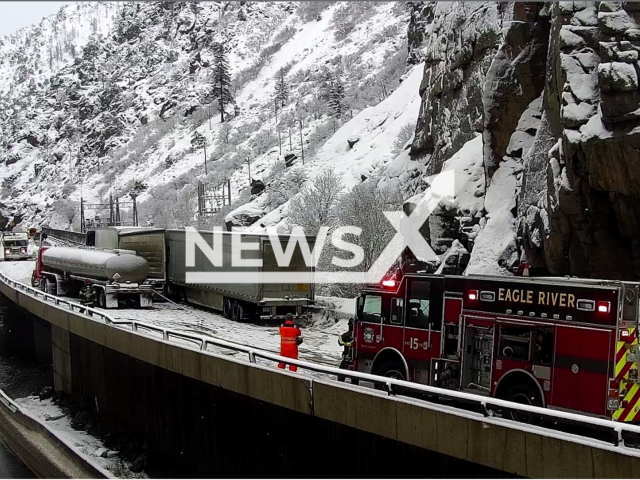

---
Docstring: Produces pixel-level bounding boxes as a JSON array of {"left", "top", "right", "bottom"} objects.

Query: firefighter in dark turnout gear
[
  {"left": 79, "top": 279, "right": 97, "bottom": 307},
  {"left": 337, "top": 318, "right": 358, "bottom": 385}
]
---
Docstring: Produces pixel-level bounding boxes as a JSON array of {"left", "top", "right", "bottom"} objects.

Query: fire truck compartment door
[{"left": 552, "top": 326, "right": 611, "bottom": 416}]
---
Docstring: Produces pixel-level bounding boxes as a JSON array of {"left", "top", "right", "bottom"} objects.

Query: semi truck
[
  {"left": 31, "top": 246, "right": 154, "bottom": 308},
  {"left": 164, "top": 229, "right": 315, "bottom": 322},
  {"left": 1, "top": 233, "right": 30, "bottom": 260},
  {"left": 87, "top": 226, "right": 166, "bottom": 291},
  {"left": 40, "top": 225, "right": 317, "bottom": 321}
]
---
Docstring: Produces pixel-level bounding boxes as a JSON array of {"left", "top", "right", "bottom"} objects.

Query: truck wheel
[
  {"left": 223, "top": 299, "right": 232, "bottom": 319},
  {"left": 373, "top": 360, "right": 406, "bottom": 391},
  {"left": 97, "top": 290, "right": 106, "bottom": 309},
  {"left": 45, "top": 278, "right": 56, "bottom": 295},
  {"left": 30, "top": 272, "right": 37, "bottom": 288},
  {"left": 231, "top": 301, "right": 242, "bottom": 322},
  {"left": 236, "top": 302, "right": 245, "bottom": 322},
  {"left": 500, "top": 382, "right": 543, "bottom": 424}
]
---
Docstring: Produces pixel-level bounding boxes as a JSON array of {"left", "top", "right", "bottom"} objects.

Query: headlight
[{"left": 4, "top": 249, "right": 9, "bottom": 254}]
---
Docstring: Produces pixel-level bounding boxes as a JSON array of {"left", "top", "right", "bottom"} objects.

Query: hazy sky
[{"left": 0, "top": 2, "right": 72, "bottom": 38}]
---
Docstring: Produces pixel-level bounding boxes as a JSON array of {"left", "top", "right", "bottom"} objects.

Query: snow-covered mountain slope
[
  {"left": 233, "top": 61, "right": 425, "bottom": 233},
  {"left": 0, "top": 2, "right": 116, "bottom": 97},
  {"left": 0, "top": 1, "right": 410, "bottom": 232}
]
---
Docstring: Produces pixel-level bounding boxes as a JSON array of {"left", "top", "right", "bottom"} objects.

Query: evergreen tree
[
  {"left": 274, "top": 67, "right": 289, "bottom": 108},
  {"left": 212, "top": 42, "right": 233, "bottom": 123},
  {"left": 328, "top": 74, "right": 346, "bottom": 119},
  {"left": 191, "top": 131, "right": 206, "bottom": 150}
]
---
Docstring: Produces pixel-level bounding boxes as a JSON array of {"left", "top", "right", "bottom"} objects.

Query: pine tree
[
  {"left": 191, "top": 131, "right": 208, "bottom": 174},
  {"left": 274, "top": 67, "right": 289, "bottom": 108},
  {"left": 328, "top": 74, "right": 346, "bottom": 119},
  {"left": 212, "top": 42, "right": 233, "bottom": 123}
]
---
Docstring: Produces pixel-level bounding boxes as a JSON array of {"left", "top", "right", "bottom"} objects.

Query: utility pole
[
  {"left": 227, "top": 178, "right": 231, "bottom": 205},
  {"left": 278, "top": 130, "right": 282, "bottom": 155},
  {"left": 204, "top": 145, "right": 208, "bottom": 175},
  {"left": 246, "top": 154, "right": 251, "bottom": 184},
  {"left": 299, "top": 119, "right": 304, "bottom": 165},
  {"left": 132, "top": 197, "right": 138, "bottom": 226},
  {"left": 80, "top": 197, "right": 85, "bottom": 233},
  {"left": 109, "top": 194, "right": 114, "bottom": 225}
]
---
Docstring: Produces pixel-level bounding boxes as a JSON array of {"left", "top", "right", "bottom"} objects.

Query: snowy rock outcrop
[
  {"left": 410, "top": 2, "right": 502, "bottom": 172},
  {"left": 519, "top": 2, "right": 640, "bottom": 279},
  {"left": 482, "top": 3, "right": 550, "bottom": 183},
  {"left": 407, "top": 1, "right": 639, "bottom": 279}
]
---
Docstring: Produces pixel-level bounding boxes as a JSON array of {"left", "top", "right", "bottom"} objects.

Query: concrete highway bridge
[{"left": 1, "top": 267, "right": 640, "bottom": 478}]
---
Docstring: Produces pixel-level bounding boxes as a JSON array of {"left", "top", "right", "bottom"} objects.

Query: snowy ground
[
  {"left": 15, "top": 396, "right": 144, "bottom": 479},
  {"left": 0, "top": 261, "right": 347, "bottom": 366}
]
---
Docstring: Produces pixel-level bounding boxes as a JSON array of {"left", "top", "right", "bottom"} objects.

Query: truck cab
[
  {"left": 353, "top": 274, "right": 446, "bottom": 383},
  {"left": 1, "top": 233, "right": 30, "bottom": 261}
]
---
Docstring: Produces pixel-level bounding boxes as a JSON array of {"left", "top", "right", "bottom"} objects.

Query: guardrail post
[
  {"left": 163, "top": 330, "right": 169, "bottom": 341},
  {"left": 385, "top": 380, "right": 394, "bottom": 396},
  {"left": 614, "top": 426, "right": 623, "bottom": 447},
  {"left": 248, "top": 350, "right": 256, "bottom": 363}
]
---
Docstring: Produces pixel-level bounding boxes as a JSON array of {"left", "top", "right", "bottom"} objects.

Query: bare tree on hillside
[{"left": 288, "top": 169, "right": 343, "bottom": 235}]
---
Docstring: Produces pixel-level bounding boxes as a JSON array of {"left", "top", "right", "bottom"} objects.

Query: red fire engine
[{"left": 351, "top": 274, "right": 640, "bottom": 422}]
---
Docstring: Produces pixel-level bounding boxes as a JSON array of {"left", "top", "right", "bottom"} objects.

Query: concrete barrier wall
[{"left": 4, "top": 280, "right": 640, "bottom": 477}]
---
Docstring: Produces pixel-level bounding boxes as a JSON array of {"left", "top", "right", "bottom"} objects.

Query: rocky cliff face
[
  {"left": 410, "top": 1, "right": 640, "bottom": 280},
  {"left": 519, "top": 1, "right": 640, "bottom": 279},
  {"left": 410, "top": 2, "right": 502, "bottom": 173}
]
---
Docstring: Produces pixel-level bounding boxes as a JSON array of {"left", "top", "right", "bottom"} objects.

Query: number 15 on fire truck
[{"left": 348, "top": 274, "right": 640, "bottom": 422}]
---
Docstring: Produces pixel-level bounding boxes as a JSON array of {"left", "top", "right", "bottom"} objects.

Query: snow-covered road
[{"left": 0, "top": 261, "right": 348, "bottom": 366}]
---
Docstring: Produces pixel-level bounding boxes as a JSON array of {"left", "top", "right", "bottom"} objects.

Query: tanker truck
[{"left": 31, "top": 246, "right": 154, "bottom": 309}]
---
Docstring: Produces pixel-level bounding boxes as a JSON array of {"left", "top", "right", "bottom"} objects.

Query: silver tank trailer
[{"left": 42, "top": 247, "right": 149, "bottom": 284}]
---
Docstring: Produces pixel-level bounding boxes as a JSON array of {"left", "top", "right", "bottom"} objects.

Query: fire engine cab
[{"left": 352, "top": 274, "right": 640, "bottom": 422}]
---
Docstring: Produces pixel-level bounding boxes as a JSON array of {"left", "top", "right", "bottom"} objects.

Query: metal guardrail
[
  {"left": 4, "top": 270, "right": 640, "bottom": 456},
  {"left": 41, "top": 228, "right": 86, "bottom": 245}
]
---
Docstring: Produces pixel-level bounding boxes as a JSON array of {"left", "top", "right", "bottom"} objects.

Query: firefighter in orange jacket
[{"left": 278, "top": 313, "right": 302, "bottom": 372}]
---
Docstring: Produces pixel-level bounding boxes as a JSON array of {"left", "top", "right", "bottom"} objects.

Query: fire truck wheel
[
  {"left": 502, "top": 382, "right": 542, "bottom": 423},
  {"left": 373, "top": 361, "right": 406, "bottom": 390}
]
